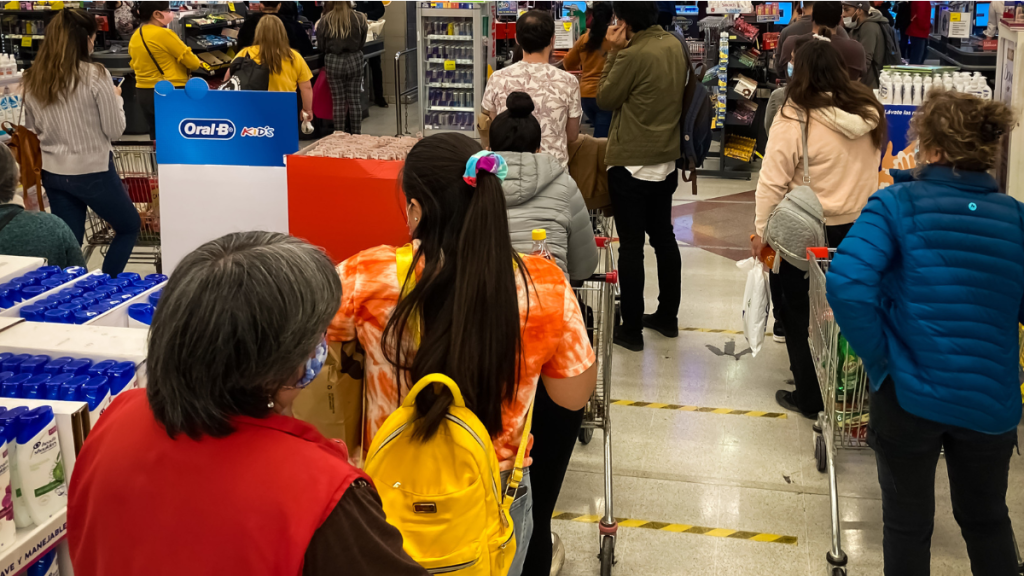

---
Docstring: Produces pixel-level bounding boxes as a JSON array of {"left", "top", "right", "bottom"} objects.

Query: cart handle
[
  {"left": 595, "top": 237, "right": 619, "bottom": 248},
  {"left": 807, "top": 247, "right": 830, "bottom": 259},
  {"left": 586, "top": 271, "right": 618, "bottom": 284}
]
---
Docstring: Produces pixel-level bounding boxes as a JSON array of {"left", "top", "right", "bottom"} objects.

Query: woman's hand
[
  {"left": 606, "top": 23, "right": 627, "bottom": 52},
  {"left": 114, "top": 85, "right": 122, "bottom": 97},
  {"left": 750, "top": 234, "right": 765, "bottom": 259}
]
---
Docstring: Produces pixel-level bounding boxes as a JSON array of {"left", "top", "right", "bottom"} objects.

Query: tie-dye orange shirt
[{"left": 328, "top": 243, "right": 596, "bottom": 469}]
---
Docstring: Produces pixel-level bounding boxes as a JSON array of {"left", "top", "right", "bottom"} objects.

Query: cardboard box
[
  {"left": 85, "top": 281, "right": 165, "bottom": 330},
  {"left": 0, "top": 256, "right": 45, "bottom": 285}
]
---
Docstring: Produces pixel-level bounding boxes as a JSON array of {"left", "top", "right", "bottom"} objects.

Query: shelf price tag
[
  {"left": 21, "top": 36, "right": 32, "bottom": 47},
  {"left": 444, "top": 60, "right": 456, "bottom": 71},
  {"left": 228, "top": 2, "right": 235, "bottom": 10}
]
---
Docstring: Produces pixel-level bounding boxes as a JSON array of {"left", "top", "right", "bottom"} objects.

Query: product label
[
  {"left": 20, "top": 37, "right": 31, "bottom": 47},
  {"left": 444, "top": 60, "right": 456, "bottom": 71},
  {"left": 28, "top": 433, "right": 66, "bottom": 500},
  {"left": 178, "top": 118, "right": 236, "bottom": 140}
]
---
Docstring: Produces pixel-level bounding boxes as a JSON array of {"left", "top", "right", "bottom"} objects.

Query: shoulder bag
[{"left": 2, "top": 91, "right": 44, "bottom": 212}]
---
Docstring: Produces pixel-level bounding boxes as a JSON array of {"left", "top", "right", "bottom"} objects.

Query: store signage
[
  {"left": 178, "top": 118, "right": 236, "bottom": 140},
  {"left": 241, "top": 126, "right": 275, "bottom": 138}
]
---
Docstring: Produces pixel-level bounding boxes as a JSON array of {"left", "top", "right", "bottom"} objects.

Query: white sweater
[{"left": 23, "top": 62, "right": 126, "bottom": 175}]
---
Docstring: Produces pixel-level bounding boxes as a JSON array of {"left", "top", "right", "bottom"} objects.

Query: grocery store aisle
[{"left": 553, "top": 176, "right": 1024, "bottom": 575}]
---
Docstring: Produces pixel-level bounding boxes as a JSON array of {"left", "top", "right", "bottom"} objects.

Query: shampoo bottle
[
  {"left": 27, "top": 549, "right": 58, "bottom": 576},
  {"left": 0, "top": 407, "right": 33, "bottom": 528},
  {"left": 17, "top": 407, "right": 67, "bottom": 526},
  {"left": 0, "top": 422, "right": 15, "bottom": 551},
  {"left": 107, "top": 362, "right": 136, "bottom": 396},
  {"left": 80, "top": 377, "right": 111, "bottom": 424}
]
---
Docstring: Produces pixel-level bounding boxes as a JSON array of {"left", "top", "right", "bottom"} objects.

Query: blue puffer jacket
[{"left": 827, "top": 165, "right": 1024, "bottom": 434}]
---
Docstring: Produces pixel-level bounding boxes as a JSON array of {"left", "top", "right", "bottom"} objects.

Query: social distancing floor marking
[
  {"left": 552, "top": 512, "right": 798, "bottom": 545},
  {"left": 611, "top": 400, "right": 787, "bottom": 420}
]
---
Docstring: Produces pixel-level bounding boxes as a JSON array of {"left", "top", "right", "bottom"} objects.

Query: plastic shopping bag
[{"left": 738, "top": 258, "right": 772, "bottom": 357}]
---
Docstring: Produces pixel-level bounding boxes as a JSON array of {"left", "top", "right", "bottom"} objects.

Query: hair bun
[{"left": 505, "top": 92, "right": 535, "bottom": 118}]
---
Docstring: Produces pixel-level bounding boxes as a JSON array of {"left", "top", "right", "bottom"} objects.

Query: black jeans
[
  {"left": 608, "top": 166, "right": 681, "bottom": 334},
  {"left": 136, "top": 87, "right": 156, "bottom": 141},
  {"left": 521, "top": 383, "right": 584, "bottom": 575},
  {"left": 777, "top": 223, "right": 852, "bottom": 414},
  {"left": 869, "top": 380, "right": 1019, "bottom": 576}
]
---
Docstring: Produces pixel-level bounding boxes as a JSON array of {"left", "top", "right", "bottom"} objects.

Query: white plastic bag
[{"left": 738, "top": 258, "right": 771, "bottom": 357}]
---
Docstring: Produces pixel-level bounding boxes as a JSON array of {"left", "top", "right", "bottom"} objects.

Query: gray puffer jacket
[{"left": 501, "top": 152, "right": 599, "bottom": 281}]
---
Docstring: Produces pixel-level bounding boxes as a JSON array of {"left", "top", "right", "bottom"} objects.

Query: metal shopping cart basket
[
  {"left": 807, "top": 247, "right": 868, "bottom": 575},
  {"left": 83, "top": 142, "right": 161, "bottom": 272},
  {"left": 573, "top": 230, "right": 619, "bottom": 576}
]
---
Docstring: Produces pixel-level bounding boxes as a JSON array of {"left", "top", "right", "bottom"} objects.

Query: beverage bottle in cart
[
  {"left": 750, "top": 235, "right": 776, "bottom": 269},
  {"left": 530, "top": 229, "right": 553, "bottom": 261}
]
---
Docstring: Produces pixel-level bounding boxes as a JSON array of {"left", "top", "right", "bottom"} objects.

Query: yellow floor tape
[
  {"left": 612, "top": 400, "right": 787, "bottom": 419},
  {"left": 552, "top": 511, "right": 798, "bottom": 545}
]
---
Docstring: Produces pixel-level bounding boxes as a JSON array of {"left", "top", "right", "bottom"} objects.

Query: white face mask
[{"left": 843, "top": 16, "right": 854, "bottom": 27}]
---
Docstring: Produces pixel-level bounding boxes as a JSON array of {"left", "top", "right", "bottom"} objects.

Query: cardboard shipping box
[{"left": 292, "top": 341, "right": 365, "bottom": 466}]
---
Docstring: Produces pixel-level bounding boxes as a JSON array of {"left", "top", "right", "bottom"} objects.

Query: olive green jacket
[{"left": 597, "top": 26, "right": 686, "bottom": 167}]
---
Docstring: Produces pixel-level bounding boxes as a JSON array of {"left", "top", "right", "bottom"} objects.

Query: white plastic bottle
[
  {"left": 878, "top": 70, "right": 891, "bottom": 103},
  {"left": 16, "top": 407, "right": 66, "bottom": 526},
  {"left": 978, "top": 78, "right": 993, "bottom": 100},
  {"left": 895, "top": 74, "right": 907, "bottom": 105},
  {"left": 0, "top": 407, "right": 32, "bottom": 529},
  {"left": 0, "top": 419, "right": 16, "bottom": 551},
  {"left": 912, "top": 76, "right": 924, "bottom": 106},
  {"left": 921, "top": 75, "right": 933, "bottom": 102},
  {"left": 530, "top": 229, "right": 553, "bottom": 261}
]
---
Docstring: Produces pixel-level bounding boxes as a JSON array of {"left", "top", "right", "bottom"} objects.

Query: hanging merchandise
[{"left": 718, "top": 31, "right": 729, "bottom": 127}]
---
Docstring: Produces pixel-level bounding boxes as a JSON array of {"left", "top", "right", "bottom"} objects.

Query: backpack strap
[
  {"left": 0, "top": 206, "right": 24, "bottom": 234},
  {"left": 395, "top": 244, "right": 421, "bottom": 347},
  {"left": 402, "top": 373, "right": 467, "bottom": 408},
  {"left": 799, "top": 109, "right": 810, "bottom": 185},
  {"left": 501, "top": 400, "right": 534, "bottom": 509}
]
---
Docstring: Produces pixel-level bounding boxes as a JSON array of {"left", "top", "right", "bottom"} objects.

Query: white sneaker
[
  {"left": 773, "top": 333, "right": 786, "bottom": 343},
  {"left": 551, "top": 532, "right": 565, "bottom": 576}
]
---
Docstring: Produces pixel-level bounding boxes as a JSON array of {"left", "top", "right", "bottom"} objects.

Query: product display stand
[{"left": 996, "top": 18, "right": 1023, "bottom": 198}]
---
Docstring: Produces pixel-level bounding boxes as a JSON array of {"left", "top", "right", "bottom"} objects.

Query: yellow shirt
[
  {"left": 234, "top": 46, "right": 313, "bottom": 92},
  {"left": 129, "top": 24, "right": 202, "bottom": 89}
]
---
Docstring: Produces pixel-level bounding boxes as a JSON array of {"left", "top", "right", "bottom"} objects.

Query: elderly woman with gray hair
[
  {"left": 66, "top": 231, "right": 428, "bottom": 576},
  {"left": 0, "top": 145, "right": 84, "bottom": 268}
]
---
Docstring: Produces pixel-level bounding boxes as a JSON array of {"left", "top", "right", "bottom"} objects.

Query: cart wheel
[
  {"left": 579, "top": 426, "right": 594, "bottom": 445},
  {"left": 831, "top": 567, "right": 847, "bottom": 576},
  {"left": 815, "top": 434, "right": 827, "bottom": 473},
  {"left": 600, "top": 535, "right": 615, "bottom": 576}
]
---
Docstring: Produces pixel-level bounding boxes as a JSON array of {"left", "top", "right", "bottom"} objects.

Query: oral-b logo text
[
  {"left": 179, "top": 119, "right": 236, "bottom": 140},
  {"left": 241, "top": 126, "right": 275, "bottom": 138}
]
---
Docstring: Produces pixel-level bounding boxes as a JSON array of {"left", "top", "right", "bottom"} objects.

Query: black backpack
[
  {"left": 221, "top": 55, "right": 271, "bottom": 91},
  {"left": 879, "top": 20, "right": 903, "bottom": 66},
  {"left": 671, "top": 32, "right": 713, "bottom": 195}
]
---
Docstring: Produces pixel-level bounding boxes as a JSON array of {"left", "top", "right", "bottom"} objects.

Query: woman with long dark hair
[
  {"left": 329, "top": 132, "right": 597, "bottom": 576},
  {"left": 561, "top": 2, "right": 613, "bottom": 137},
  {"left": 128, "top": 2, "right": 201, "bottom": 140},
  {"left": 23, "top": 8, "right": 139, "bottom": 276},
  {"left": 752, "top": 37, "right": 885, "bottom": 419}
]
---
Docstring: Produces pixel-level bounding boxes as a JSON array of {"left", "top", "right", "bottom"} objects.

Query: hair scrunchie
[
  {"left": 812, "top": 33, "right": 832, "bottom": 42},
  {"left": 463, "top": 151, "right": 509, "bottom": 187}
]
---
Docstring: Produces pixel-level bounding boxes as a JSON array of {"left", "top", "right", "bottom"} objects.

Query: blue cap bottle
[
  {"left": 47, "top": 292, "right": 72, "bottom": 305},
  {"left": 1, "top": 354, "right": 30, "bottom": 372},
  {"left": 17, "top": 406, "right": 55, "bottom": 445},
  {"left": 105, "top": 278, "right": 131, "bottom": 290},
  {"left": 18, "top": 355, "right": 51, "bottom": 375},
  {"left": 95, "top": 285, "right": 119, "bottom": 297},
  {"left": 0, "top": 408, "right": 29, "bottom": 446},
  {"left": 133, "top": 280, "right": 157, "bottom": 290},
  {"left": 58, "top": 303, "right": 83, "bottom": 314},
  {"left": 82, "top": 291, "right": 103, "bottom": 301},
  {"left": 0, "top": 353, "right": 9, "bottom": 363},
  {"left": 61, "top": 287, "right": 85, "bottom": 299},
  {"left": 77, "top": 278, "right": 102, "bottom": 292},
  {"left": 99, "top": 299, "right": 122, "bottom": 308},
  {"left": 88, "top": 360, "right": 117, "bottom": 378},
  {"left": 70, "top": 297, "right": 96, "bottom": 308},
  {"left": 23, "top": 270, "right": 51, "bottom": 282},
  {"left": 43, "top": 309, "right": 71, "bottom": 324},
  {"left": 43, "top": 373, "right": 74, "bottom": 400},
  {"left": 122, "top": 286, "right": 146, "bottom": 297},
  {"left": 63, "top": 266, "right": 87, "bottom": 278},
  {"left": 145, "top": 274, "right": 168, "bottom": 284},
  {"left": 62, "top": 359, "right": 92, "bottom": 376},
  {"left": 22, "top": 374, "right": 50, "bottom": 399},
  {"left": 40, "top": 278, "right": 64, "bottom": 290},
  {"left": 107, "top": 361, "right": 136, "bottom": 395},
  {"left": 43, "top": 357, "right": 74, "bottom": 375},
  {"left": 19, "top": 285, "right": 48, "bottom": 301},
  {"left": 60, "top": 375, "right": 90, "bottom": 401},
  {"left": 81, "top": 377, "right": 110, "bottom": 410},
  {"left": 26, "top": 549, "right": 57, "bottom": 576},
  {"left": 118, "top": 272, "right": 141, "bottom": 283},
  {"left": 19, "top": 305, "right": 46, "bottom": 322},
  {"left": 73, "top": 310, "right": 100, "bottom": 324},
  {"left": 10, "top": 276, "right": 36, "bottom": 287},
  {"left": 148, "top": 289, "right": 162, "bottom": 307},
  {"left": 87, "top": 304, "right": 112, "bottom": 314},
  {"left": 0, "top": 286, "right": 18, "bottom": 309},
  {"left": 36, "top": 266, "right": 61, "bottom": 277},
  {"left": 0, "top": 371, "right": 13, "bottom": 385},
  {"left": 128, "top": 304, "right": 154, "bottom": 327},
  {"left": 1, "top": 373, "right": 31, "bottom": 398}
]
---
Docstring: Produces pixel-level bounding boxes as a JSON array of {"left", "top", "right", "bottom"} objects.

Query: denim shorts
[{"left": 500, "top": 467, "right": 533, "bottom": 576}]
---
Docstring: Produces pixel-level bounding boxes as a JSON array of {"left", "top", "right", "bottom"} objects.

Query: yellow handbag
[{"left": 363, "top": 245, "right": 533, "bottom": 575}]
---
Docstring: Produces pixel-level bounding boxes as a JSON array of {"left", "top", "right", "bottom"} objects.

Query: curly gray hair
[{"left": 0, "top": 145, "right": 18, "bottom": 204}]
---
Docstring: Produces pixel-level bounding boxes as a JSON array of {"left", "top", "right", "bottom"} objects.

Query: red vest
[{"left": 69, "top": 389, "right": 368, "bottom": 576}]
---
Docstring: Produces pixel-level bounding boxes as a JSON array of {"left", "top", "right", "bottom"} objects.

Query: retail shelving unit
[
  {"left": 0, "top": 509, "right": 69, "bottom": 575},
  {"left": 417, "top": 2, "right": 494, "bottom": 138},
  {"left": 178, "top": 5, "right": 248, "bottom": 75}
]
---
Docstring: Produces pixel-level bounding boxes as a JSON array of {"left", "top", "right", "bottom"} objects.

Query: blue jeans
[
  {"left": 909, "top": 36, "right": 928, "bottom": 65},
  {"left": 501, "top": 468, "right": 533, "bottom": 576},
  {"left": 43, "top": 155, "right": 140, "bottom": 276},
  {"left": 581, "top": 97, "right": 612, "bottom": 139}
]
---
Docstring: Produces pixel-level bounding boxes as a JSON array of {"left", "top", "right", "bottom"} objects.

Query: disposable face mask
[
  {"left": 297, "top": 338, "right": 328, "bottom": 389},
  {"left": 787, "top": 62, "right": 794, "bottom": 78},
  {"left": 843, "top": 16, "right": 854, "bottom": 27}
]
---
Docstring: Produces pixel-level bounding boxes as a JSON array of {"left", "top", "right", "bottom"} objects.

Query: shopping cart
[
  {"left": 83, "top": 142, "right": 162, "bottom": 272},
  {"left": 573, "top": 232, "right": 619, "bottom": 576}
]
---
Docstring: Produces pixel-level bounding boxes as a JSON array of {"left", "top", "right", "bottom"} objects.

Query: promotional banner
[
  {"left": 878, "top": 104, "right": 917, "bottom": 189},
  {"left": 155, "top": 79, "right": 300, "bottom": 272}
]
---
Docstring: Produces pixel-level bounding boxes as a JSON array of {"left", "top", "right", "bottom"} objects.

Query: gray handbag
[{"left": 763, "top": 111, "right": 826, "bottom": 272}]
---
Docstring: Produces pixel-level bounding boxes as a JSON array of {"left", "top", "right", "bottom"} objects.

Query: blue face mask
[
  {"left": 787, "top": 62, "right": 794, "bottom": 78},
  {"left": 297, "top": 338, "right": 328, "bottom": 389}
]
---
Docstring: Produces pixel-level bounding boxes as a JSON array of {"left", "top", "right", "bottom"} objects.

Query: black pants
[
  {"left": 869, "top": 380, "right": 1019, "bottom": 576},
  {"left": 136, "top": 87, "right": 156, "bottom": 141},
  {"left": 777, "top": 223, "right": 852, "bottom": 414},
  {"left": 522, "top": 382, "right": 585, "bottom": 575},
  {"left": 769, "top": 270, "right": 785, "bottom": 330},
  {"left": 368, "top": 54, "right": 385, "bottom": 104},
  {"left": 608, "top": 166, "right": 681, "bottom": 334}
]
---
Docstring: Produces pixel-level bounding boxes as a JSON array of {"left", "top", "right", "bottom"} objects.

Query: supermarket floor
[{"left": 552, "top": 174, "right": 1024, "bottom": 576}]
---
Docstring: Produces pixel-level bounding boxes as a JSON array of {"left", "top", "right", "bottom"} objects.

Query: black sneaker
[
  {"left": 642, "top": 314, "right": 679, "bottom": 338},
  {"left": 375, "top": 99, "right": 390, "bottom": 108},
  {"left": 775, "top": 390, "right": 817, "bottom": 420},
  {"left": 614, "top": 328, "right": 644, "bottom": 352},
  {"left": 773, "top": 321, "right": 786, "bottom": 343}
]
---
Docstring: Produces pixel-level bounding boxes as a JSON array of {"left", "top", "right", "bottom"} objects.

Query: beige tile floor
[{"left": 550, "top": 176, "right": 1024, "bottom": 576}]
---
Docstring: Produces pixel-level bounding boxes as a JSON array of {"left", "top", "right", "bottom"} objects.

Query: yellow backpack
[{"left": 364, "top": 245, "right": 532, "bottom": 575}]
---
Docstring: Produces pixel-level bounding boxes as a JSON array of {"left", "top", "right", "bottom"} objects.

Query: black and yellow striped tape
[
  {"left": 552, "top": 512, "right": 798, "bottom": 545},
  {"left": 611, "top": 400, "right": 787, "bottom": 419}
]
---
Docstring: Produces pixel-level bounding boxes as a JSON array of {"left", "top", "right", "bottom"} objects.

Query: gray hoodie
[
  {"left": 847, "top": 8, "right": 889, "bottom": 89},
  {"left": 501, "top": 152, "right": 599, "bottom": 281}
]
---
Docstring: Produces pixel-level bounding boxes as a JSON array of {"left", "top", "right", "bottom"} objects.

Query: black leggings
[
  {"left": 522, "top": 382, "right": 585, "bottom": 574},
  {"left": 136, "top": 87, "right": 156, "bottom": 141}
]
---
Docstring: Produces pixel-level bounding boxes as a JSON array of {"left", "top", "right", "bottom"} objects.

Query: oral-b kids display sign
[
  {"left": 154, "top": 79, "right": 300, "bottom": 273},
  {"left": 154, "top": 79, "right": 297, "bottom": 167}
]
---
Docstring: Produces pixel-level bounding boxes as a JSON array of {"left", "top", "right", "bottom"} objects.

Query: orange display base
[{"left": 287, "top": 155, "right": 411, "bottom": 263}]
